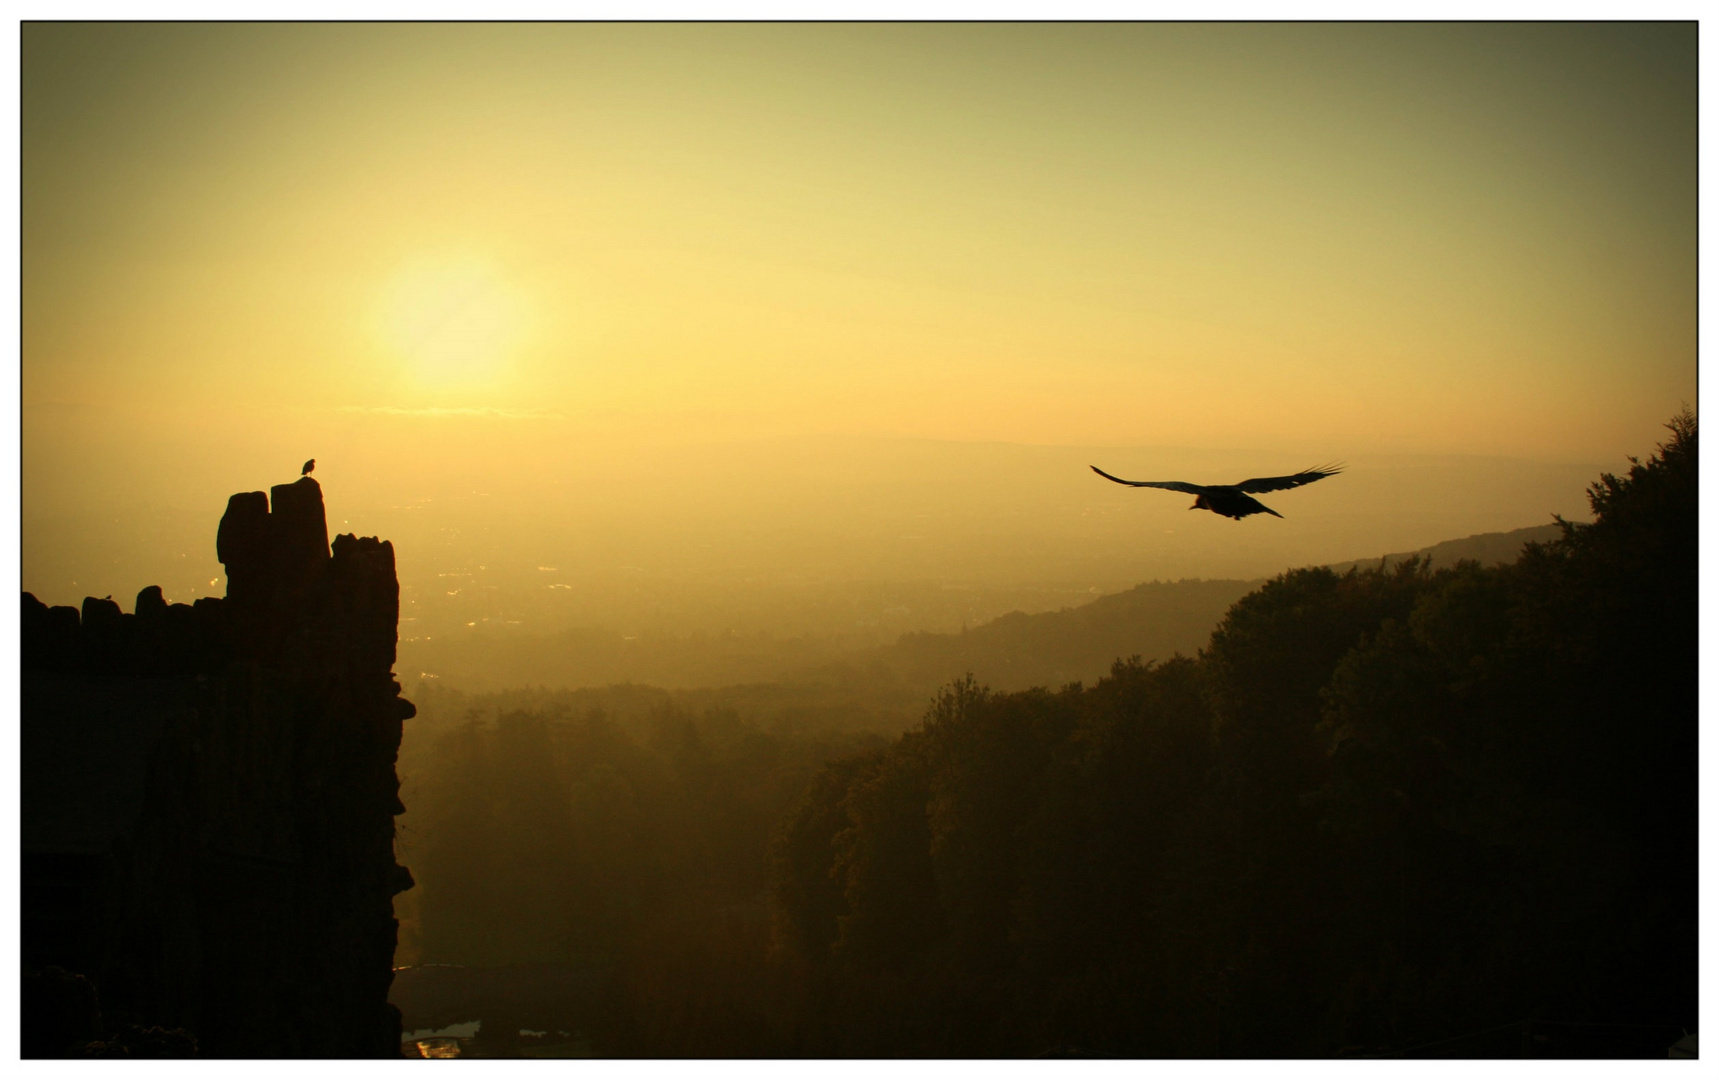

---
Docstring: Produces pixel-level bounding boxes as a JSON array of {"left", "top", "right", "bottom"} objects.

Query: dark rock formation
[{"left": 21, "top": 475, "right": 415, "bottom": 1058}]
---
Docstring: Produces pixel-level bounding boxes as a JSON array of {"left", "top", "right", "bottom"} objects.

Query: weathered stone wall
[{"left": 22, "top": 476, "right": 414, "bottom": 1057}]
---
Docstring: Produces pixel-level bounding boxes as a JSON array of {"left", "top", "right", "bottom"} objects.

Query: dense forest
[{"left": 395, "top": 414, "right": 1694, "bottom": 1057}]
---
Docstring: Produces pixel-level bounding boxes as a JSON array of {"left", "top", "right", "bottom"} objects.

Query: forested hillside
[
  {"left": 772, "top": 413, "right": 1695, "bottom": 1056},
  {"left": 391, "top": 417, "right": 1691, "bottom": 1056}
]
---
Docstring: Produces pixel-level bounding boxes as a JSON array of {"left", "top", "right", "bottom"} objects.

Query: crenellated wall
[{"left": 22, "top": 475, "right": 415, "bottom": 1058}]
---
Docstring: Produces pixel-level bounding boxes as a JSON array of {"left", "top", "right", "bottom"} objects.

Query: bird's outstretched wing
[
  {"left": 1234, "top": 463, "right": 1343, "bottom": 494},
  {"left": 1090, "top": 466, "right": 1207, "bottom": 495}
]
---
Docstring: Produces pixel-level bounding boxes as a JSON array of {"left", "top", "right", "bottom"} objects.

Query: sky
[{"left": 20, "top": 23, "right": 1697, "bottom": 635}]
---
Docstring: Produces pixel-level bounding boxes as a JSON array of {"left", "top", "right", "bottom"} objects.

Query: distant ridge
[
  {"left": 827, "top": 577, "right": 1258, "bottom": 694},
  {"left": 1324, "top": 523, "right": 1564, "bottom": 576},
  {"left": 832, "top": 522, "right": 1567, "bottom": 695},
  {"left": 407, "top": 523, "right": 1569, "bottom": 699}
]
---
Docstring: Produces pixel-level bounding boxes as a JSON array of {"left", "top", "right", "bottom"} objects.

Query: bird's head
[{"left": 1190, "top": 495, "right": 1208, "bottom": 511}]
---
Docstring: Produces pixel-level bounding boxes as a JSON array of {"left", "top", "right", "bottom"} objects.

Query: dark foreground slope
[
  {"left": 21, "top": 476, "right": 415, "bottom": 1058},
  {"left": 773, "top": 415, "right": 1696, "bottom": 1057}
]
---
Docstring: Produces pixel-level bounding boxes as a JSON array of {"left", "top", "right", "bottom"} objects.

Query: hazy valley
[{"left": 398, "top": 522, "right": 1563, "bottom": 699}]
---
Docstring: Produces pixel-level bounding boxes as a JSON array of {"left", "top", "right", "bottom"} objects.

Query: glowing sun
[{"left": 379, "top": 260, "right": 526, "bottom": 385}]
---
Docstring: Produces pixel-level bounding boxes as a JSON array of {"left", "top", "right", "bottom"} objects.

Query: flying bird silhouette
[
  {"left": 302, "top": 459, "right": 315, "bottom": 476},
  {"left": 1089, "top": 462, "right": 1342, "bottom": 519}
]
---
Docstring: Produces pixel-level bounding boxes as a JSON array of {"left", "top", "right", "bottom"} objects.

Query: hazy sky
[{"left": 21, "top": 23, "right": 1697, "bottom": 624}]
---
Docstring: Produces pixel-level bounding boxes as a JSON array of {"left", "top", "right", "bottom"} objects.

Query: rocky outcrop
[{"left": 21, "top": 476, "right": 414, "bottom": 1057}]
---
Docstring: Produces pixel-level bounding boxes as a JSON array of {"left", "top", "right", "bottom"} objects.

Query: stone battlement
[{"left": 22, "top": 475, "right": 415, "bottom": 1058}]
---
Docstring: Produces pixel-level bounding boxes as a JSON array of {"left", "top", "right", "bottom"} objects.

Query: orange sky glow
[{"left": 21, "top": 23, "right": 1696, "bottom": 639}]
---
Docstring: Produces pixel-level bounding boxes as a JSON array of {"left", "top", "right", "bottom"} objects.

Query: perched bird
[
  {"left": 1090, "top": 462, "right": 1342, "bottom": 520},
  {"left": 302, "top": 459, "right": 315, "bottom": 476}
]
